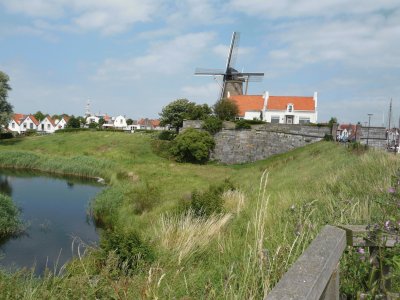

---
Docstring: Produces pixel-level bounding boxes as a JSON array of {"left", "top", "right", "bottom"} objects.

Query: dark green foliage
[
  {"left": 0, "top": 132, "right": 13, "bottom": 139},
  {"left": 126, "top": 118, "right": 134, "bottom": 125},
  {"left": 189, "top": 180, "right": 235, "bottom": 217},
  {"left": 170, "top": 128, "right": 215, "bottom": 163},
  {"left": 100, "top": 229, "right": 154, "bottom": 271},
  {"left": 0, "top": 193, "right": 23, "bottom": 238},
  {"left": 158, "top": 130, "right": 177, "bottom": 141},
  {"left": 0, "top": 71, "right": 13, "bottom": 131},
  {"left": 202, "top": 116, "right": 223, "bottom": 135},
  {"left": 159, "top": 99, "right": 212, "bottom": 132},
  {"left": 127, "top": 181, "right": 160, "bottom": 214},
  {"left": 235, "top": 120, "right": 251, "bottom": 130},
  {"left": 241, "top": 119, "right": 265, "bottom": 125},
  {"left": 98, "top": 118, "right": 106, "bottom": 127},
  {"left": 88, "top": 122, "right": 99, "bottom": 129},
  {"left": 24, "top": 129, "right": 37, "bottom": 136},
  {"left": 323, "top": 134, "right": 333, "bottom": 141},
  {"left": 328, "top": 117, "right": 337, "bottom": 129},
  {"left": 66, "top": 116, "right": 81, "bottom": 129},
  {"left": 33, "top": 111, "right": 45, "bottom": 122},
  {"left": 213, "top": 98, "right": 239, "bottom": 121}
]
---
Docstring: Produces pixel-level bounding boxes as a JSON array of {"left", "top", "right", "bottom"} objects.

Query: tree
[
  {"left": 126, "top": 118, "right": 134, "bottom": 125},
  {"left": 0, "top": 71, "right": 13, "bottom": 131},
  {"left": 202, "top": 116, "right": 223, "bottom": 135},
  {"left": 33, "top": 111, "right": 45, "bottom": 122},
  {"left": 99, "top": 118, "right": 106, "bottom": 127},
  {"left": 66, "top": 116, "right": 81, "bottom": 128},
  {"left": 213, "top": 98, "right": 239, "bottom": 121},
  {"left": 159, "top": 99, "right": 212, "bottom": 133},
  {"left": 170, "top": 128, "right": 215, "bottom": 163},
  {"left": 328, "top": 117, "right": 338, "bottom": 129}
]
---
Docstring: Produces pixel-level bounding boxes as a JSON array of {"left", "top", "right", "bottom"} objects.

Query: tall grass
[{"left": 0, "top": 193, "right": 23, "bottom": 238}]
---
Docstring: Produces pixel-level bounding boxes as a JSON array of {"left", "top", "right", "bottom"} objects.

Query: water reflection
[{"left": 0, "top": 169, "right": 103, "bottom": 275}]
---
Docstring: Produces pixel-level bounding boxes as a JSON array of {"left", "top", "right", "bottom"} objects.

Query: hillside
[{"left": 0, "top": 131, "right": 399, "bottom": 299}]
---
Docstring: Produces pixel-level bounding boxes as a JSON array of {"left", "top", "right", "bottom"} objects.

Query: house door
[
  {"left": 41, "top": 124, "right": 44, "bottom": 131},
  {"left": 286, "top": 116, "right": 294, "bottom": 124}
]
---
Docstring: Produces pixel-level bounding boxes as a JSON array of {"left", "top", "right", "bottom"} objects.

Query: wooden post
[{"left": 320, "top": 264, "right": 340, "bottom": 300}]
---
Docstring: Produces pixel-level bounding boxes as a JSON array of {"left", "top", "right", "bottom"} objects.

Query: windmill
[{"left": 195, "top": 32, "right": 264, "bottom": 99}]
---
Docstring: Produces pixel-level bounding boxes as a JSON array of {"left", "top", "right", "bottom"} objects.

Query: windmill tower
[
  {"left": 85, "top": 99, "right": 91, "bottom": 117},
  {"left": 195, "top": 32, "right": 264, "bottom": 99}
]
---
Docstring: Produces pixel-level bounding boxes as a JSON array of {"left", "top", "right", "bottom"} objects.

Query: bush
[
  {"left": 0, "top": 193, "right": 23, "bottom": 238},
  {"left": 55, "top": 128, "right": 90, "bottom": 133},
  {"left": 158, "top": 130, "right": 177, "bottom": 141},
  {"left": 0, "top": 132, "right": 13, "bottom": 139},
  {"left": 323, "top": 134, "right": 334, "bottom": 141},
  {"left": 202, "top": 116, "right": 223, "bottom": 135},
  {"left": 235, "top": 120, "right": 251, "bottom": 130},
  {"left": 127, "top": 181, "right": 160, "bottom": 214},
  {"left": 24, "top": 129, "right": 37, "bottom": 136},
  {"left": 189, "top": 179, "right": 235, "bottom": 217},
  {"left": 100, "top": 229, "right": 154, "bottom": 271},
  {"left": 170, "top": 128, "right": 215, "bottom": 163}
]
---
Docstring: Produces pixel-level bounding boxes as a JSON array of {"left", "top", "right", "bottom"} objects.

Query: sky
[{"left": 1, "top": 0, "right": 400, "bottom": 125}]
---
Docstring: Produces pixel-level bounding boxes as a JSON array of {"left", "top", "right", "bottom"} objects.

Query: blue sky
[{"left": 1, "top": 1, "right": 399, "bottom": 125}]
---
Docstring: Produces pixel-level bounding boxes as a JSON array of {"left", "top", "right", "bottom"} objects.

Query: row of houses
[
  {"left": 8, "top": 114, "right": 70, "bottom": 134},
  {"left": 7, "top": 113, "right": 165, "bottom": 134}
]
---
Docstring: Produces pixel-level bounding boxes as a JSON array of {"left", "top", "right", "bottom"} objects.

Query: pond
[{"left": 0, "top": 169, "right": 103, "bottom": 275}]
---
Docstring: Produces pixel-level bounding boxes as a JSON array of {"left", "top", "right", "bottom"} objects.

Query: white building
[
  {"left": 54, "top": 116, "right": 70, "bottom": 130},
  {"left": 8, "top": 114, "right": 39, "bottom": 134},
  {"left": 38, "top": 115, "right": 56, "bottom": 133},
  {"left": 229, "top": 91, "right": 318, "bottom": 124},
  {"left": 86, "top": 115, "right": 100, "bottom": 125},
  {"left": 113, "top": 115, "right": 127, "bottom": 129}
]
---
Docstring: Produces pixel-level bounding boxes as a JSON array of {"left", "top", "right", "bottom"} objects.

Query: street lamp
[{"left": 367, "top": 114, "right": 373, "bottom": 146}]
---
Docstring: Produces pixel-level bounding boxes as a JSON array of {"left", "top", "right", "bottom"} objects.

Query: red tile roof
[
  {"left": 228, "top": 95, "right": 264, "bottom": 117},
  {"left": 44, "top": 115, "right": 56, "bottom": 126},
  {"left": 28, "top": 115, "right": 39, "bottom": 126},
  {"left": 151, "top": 119, "right": 160, "bottom": 127},
  {"left": 267, "top": 96, "right": 315, "bottom": 111},
  {"left": 12, "top": 113, "right": 26, "bottom": 125}
]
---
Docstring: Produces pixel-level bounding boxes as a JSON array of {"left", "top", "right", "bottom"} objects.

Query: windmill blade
[
  {"left": 225, "top": 32, "right": 240, "bottom": 73},
  {"left": 220, "top": 77, "right": 227, "bottom": 99},
  {"left": 236, "top": 72, "right": 264, "bottom": 77},
  {"left": 194, "top": 68, "right": 225, "bottom": 76}
]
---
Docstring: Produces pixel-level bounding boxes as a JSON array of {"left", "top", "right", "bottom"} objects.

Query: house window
[
  {"left": 299, "top": 117, "right": 311, "bottom": 124},
  {"left": 12, "top": 123, "right": 15, "bottom": 128},
  {"left": 30, "top": 123, "right": 33, "bottom": 129},
  {"left": 287, "top": 104, "right": 294, "bottom": 112},
  {"left": 47, "top": 124, "right": 50, "bottom": 129},
  {"left": 23, "top": 123, "right": 27, "bottom": 129},
  {"left": 271, "top": 116, "right": 280, "bottom": 124}
]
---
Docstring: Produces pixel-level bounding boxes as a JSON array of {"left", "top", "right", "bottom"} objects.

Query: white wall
[
  {"left": 114, "top": 115, "right": 127, "bottom": 129},
  {"left": 263, "top": 111, "right": 317, "bottom": 124}
]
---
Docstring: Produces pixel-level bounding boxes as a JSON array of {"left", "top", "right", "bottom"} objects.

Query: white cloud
[
  {"left": 93, "top": 32, "right": 216, "bottom": 80},
  {"left": 228, "top": 0, "right": 399, "bottom": 19},
  {"left": 0, "top": 0, "right": 158, "bottom": 35},
  {"left": 180, "top": 82, "right": 220, "bottom": 103}
]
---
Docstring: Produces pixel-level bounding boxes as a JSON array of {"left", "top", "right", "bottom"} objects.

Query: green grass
[
  {"left": 0, "top": 132, "right": 399, "bottom": 298},
  {"left": 0, "top": 193, "right": 23, "bottom": 239}
]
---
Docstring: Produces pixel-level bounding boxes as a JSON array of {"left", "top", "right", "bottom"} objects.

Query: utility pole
[
  {"left": 367, "top": 113, "right": 373, "bottom": 146},
  {"left": 387, "top": 99, "right": 392, "bottom": 149}
]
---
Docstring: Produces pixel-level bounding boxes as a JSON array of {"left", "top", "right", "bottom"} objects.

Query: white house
[
  {"left": 38, "top": 115, "right": 56, "bottom": 133},
  {"left": 54, "top": 116, "right": 70, "bottom": 130},
  {"left": 113, "top": 115, "right": 127, "bottom": 129},
  {"left": 86, "top": 115, "right": 100, "bottom": 125},
  {"left": 8, "top": 114, "right": 39, "bottom": 134},
  {"left": 229, "top": 91, "right": 318, "bottom": 124}
]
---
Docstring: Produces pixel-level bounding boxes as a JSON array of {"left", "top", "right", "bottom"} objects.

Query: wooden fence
[{"left": 265, "top": 225, "right": 398, "bottom": 300}]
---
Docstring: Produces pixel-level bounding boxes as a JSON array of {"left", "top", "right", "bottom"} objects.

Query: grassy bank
[
  {"left": 0, "top": 132, "right": 399, "bottom": 298},
  {"left": 0, "top": 193, "right": 23, "bottom": 239}
]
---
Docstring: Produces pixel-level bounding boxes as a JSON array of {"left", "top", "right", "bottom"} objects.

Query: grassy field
[{"left": 0, "top": 131, "right": 399, "bottom": 299}]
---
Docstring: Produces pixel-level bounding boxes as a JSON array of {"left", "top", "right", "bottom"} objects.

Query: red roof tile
[
  {"left": 267, "top": 96, "right": 315, "bottom": 111},
  {"left": 228, "top": 95, "right": 264, "bottom": 117},
  {"left": 28, "top": 115, "right": 40, "bottom": 126},
  {"left": 12, "top": 113, "right": 26, "bottom": 125}
]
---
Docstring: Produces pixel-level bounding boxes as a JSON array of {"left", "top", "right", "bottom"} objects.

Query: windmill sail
[{"left": 194, "top": 31, "right": 264, "bottom": 99}]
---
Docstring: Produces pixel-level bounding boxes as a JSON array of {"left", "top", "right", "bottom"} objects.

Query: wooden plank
[{"left": 265, "top": 225, "right": 346, "bottom": 300}]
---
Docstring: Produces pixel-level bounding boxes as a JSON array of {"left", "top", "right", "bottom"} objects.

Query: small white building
[
  {"left": 86, "top": 115, "right": 100, "bottom": 125},
  {"left": 38, "top": 115, "right": 56, "bottom": 133},
  {"left": 113, "top": 115, "right": 127, "bottom": 129},
  {"left": 54, "top": 116, "right": 70, "bottom": 130},
  {"left": 229, "top": 91, "right": 318, "bottom": 124}
]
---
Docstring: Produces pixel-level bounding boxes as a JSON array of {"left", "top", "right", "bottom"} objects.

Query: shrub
[
  {"left": 0, "top": 193, "right": 23, "bottom": 238},
  {"left": 202, "top": 116, "right": 223, "bottom": 135},
  {"left": 0, "top": 132, "right": 13, "bottom": 139},
  {"left": 100, "top": 228, "right": 154, "bottom": 271},
  {"left": 170, "top": 128, "right": 215, "bottom": 163},
  {"left": 55, "top": 128, "right": 90, "bottom": 133},
  {"left": 24, "top": 129, "right": 37, "bottom": 136},
  {"left": 235, "top": 120, "right": 251, "bottom": 130},
  {"left": 158, "top": 130, "right": 177, "bottom": 141},
  {"left": 213, "top": 98, "right": 239, "bottom": 121},
  {"left": 189, "top": 179, "right": 235, "bottom": 217},
  {"left": 127, "top": 181, "right": 160, "bottom": 214},
  {"left": 323, "top": 134, "right": 333, "bottom": 141}
]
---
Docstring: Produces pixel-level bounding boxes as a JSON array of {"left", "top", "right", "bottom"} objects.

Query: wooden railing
[{"left": 265, "top": 225, "right": 398, "bottom": 300}]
